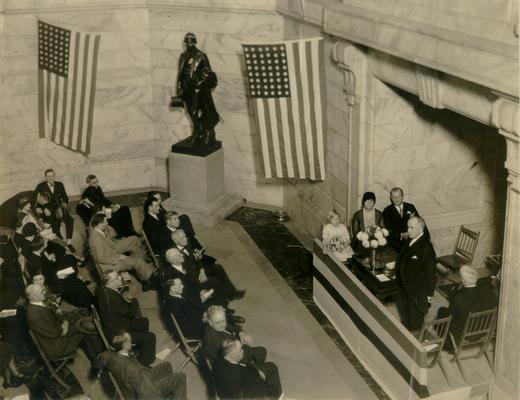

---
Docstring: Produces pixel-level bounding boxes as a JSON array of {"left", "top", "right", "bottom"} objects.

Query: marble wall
[
  {"left": 0, "top": 0, "right": 159, "bottom": 202},
  {"left": 0, "top": 0, "right": 285, "bottom": 207},
  {"left": 149, "top": 4, "right": 284, "bottom": 206},
  {"left": 367, "top": 81, "right": 507, "bottom": 265}
]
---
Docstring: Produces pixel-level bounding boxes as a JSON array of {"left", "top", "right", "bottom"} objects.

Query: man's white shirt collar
[
  {"left": 95, "top": 227, "right": 106, "bottom": 237},
  {"left": 409, "top": 232, "right": 424, "bottom": 247},
  {"left": 171, "top": 263, "right": 185, "bottom": 273},
  {"left": 148, "top": 212, "right": 159, "bottom": 221},
  {"left": 30, "top": 301, "right": 46, "bottom": 307}
]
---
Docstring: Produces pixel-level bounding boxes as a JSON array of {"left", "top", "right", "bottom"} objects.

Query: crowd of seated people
[{"left": 0, "top": 167, "right": 284, "bottom": 399}]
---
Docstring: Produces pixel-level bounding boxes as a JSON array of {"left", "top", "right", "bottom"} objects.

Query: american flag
[
  {"left": 242, "top": 38, "right": 326, "bottom": 180},
  {"left": 37, "top": 20, "right": 101, "bottom": 155}
]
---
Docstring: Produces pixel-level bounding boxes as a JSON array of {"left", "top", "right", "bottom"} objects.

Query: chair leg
[
  {"left": 437, "top": 356, "right": 450, "bottom": 387},
  {"left": 50, "top": 367, "right": 71, "bottom": 392},
  {"left": 165, "top": 342, "right": 181, "bottom": 361},
  {"left": 485, "top": 348, "right": 494, "bottom": 369}
]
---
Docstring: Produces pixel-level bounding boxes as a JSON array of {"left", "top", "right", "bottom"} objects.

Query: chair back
[
  {"left": 459, "top": 308, "right": 497, "bottom": 347},
  {"left": 108, "top": 370, "right": 126, "bottom": 400},
  {"left": 170, "top": 311, "right": 195, "bottom": 348},
  {"left": 91, "top": 304, "right": 113, "bottom": 351},
  {"left": 453, "top": 225, "right": 480, "bottom": 264},
  {"left": 417, "top": 316, "right": 452, "bottom": 367},
  {"left": 142, "top": 230, "right": 162, "bottom": 271}
]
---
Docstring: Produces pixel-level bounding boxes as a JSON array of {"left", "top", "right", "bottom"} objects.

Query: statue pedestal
[{"left": 164, "top": 140, "right": 242, "bottom": 226}]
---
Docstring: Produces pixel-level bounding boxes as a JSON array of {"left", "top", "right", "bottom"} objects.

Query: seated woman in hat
[
  {"left": 351, "top": 191, "right": 385, "bottom": 252},
  {"left": 322, "top": 210, "right": 354, "bottom": 262}
]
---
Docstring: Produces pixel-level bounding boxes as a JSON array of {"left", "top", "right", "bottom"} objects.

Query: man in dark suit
[
  {"left": 96, "top": 331, "right": 186, "bottom": 400},
  {"left": 396, "top": 216, "right": 437, "bottom": 331},
  {"left": 163, "top": 278, "right": 212, "bottom": 340},
  {"left": 203, "top": 305, "right": 265, "bottom": 365},
  {"left": 213, "top": 339, "right": 282, "bottom": 400},
  {"left": 437, "top": 265, "right": 498, "bottom": 350},
  {"left": 142, "top": 197, "right": 172, "bottom": 256},
  {"left": 383, "top": 187, "right": 428, "bottom": 252},
  {"left": 79, "top": 175, "right": 137, "bottom": 238},
  {"left": 96, "top": 270, "right": 156, "bottom": 365},
  {"left": 172, "top": 229, "right": 244, "bottom": 301},
  {"left": 25, "top": 237, "right": 94, "bottom": 308},
  {"left": 163, "top": 248, "right": 229, "bottom": 310},
  {"left": 25, "top": 284, "right": 101, "bottom": 363},
  {"left": 34, "top": 169, "right": 74, "bottom": 245}
]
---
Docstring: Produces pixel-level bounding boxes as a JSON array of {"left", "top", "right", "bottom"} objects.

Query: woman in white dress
[{"left": 322, "top": 210, "right": 354, "bottom": 262}]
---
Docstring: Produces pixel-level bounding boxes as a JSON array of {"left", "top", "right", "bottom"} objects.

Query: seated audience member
[
  {"left": 25, "top": 284, "right": 101, "bottom": 363},
  {"left": 96, "top": 331, "right": 186, "bottom": 400},
  {"left": 322, "top": 209, "right": 354, "bottom": 262},
  {"left": 96, "top": 270, "right": 156, "bottom": 365},
  {"left": 163, "top": 248, "right": 230, "bottom": 310},
  {"left": 351, "top": 191, "right": 385, "bottom": 251},
  {"left": 78, "top": 175, "right": 138, "bottom": 238},
  {"left": 0, "top": 341, "right": 36, "bottom": 388},
  {"left": 146, "top": 191, "right": 197, "bottom": 240},
  {"left": 213, "top": 339, "right": 283, "bottom": 400},
  {"left": 383, "top": 187, "right": 428, "bottom": 252},
  {"left": 203, "top": 305, "right": 265, "bottom": 365},
  {"left": 89, "top": 213, "right": 156, "bottom": 290},
  {"left": 163, "top": 278, "right": 213, "bottom": 340},
  {"left": 437, "top": 265, "right": 499, "bottom": 350},
  {"left": 142, "top": 196, "right": 171, "bottom": 255},
  {"left": 172, "top": 229, "right": 244, "bottom": 301},
  {"left": 25, "top": 237, "right": 94, "bottom": 308},
  {"left": 0, "top": 237, "right": 34, "bottom": 361},
  {"left": 33, "top": 168, "right": 74, "bottom": 246}
]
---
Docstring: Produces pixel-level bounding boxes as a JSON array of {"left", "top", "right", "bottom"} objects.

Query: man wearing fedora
[{"left": 176, "top": 32, "right": 220, "bottom": 146}]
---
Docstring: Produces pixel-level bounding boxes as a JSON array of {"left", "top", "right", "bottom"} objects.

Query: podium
[{"left": 163, "top": 139, "right": 242, "bottom": 226}]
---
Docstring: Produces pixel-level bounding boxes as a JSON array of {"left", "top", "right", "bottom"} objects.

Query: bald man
[{"left": 396, "top": 216, "right": 437, "bottom": 331}]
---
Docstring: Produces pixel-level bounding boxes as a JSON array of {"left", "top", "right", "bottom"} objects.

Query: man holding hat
[{"left": 176, "top": 32, "right": 220, "bottom": 146}]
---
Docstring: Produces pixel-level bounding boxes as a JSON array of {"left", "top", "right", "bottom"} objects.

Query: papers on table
[
  {"left": 56, "top": 266, "right": 75, "bottom": 278},
  {"left": 0, "top": 309, "right": 17, "bottom": 318},
  {"left": 375, "top": 274, "right": 390, "bottom": 282}
]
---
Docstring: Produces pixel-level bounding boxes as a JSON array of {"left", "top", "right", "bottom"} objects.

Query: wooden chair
[
  {"left": 165, "top": 312, "right": 202, "bottom": 371},
  {"left": 449, "top": 308, "right": 497, "bottom": 382},
  {"left": 437, "top": 225, "right": 480, "bottom": 271},
  {"left": 28, "top": 329, "right": 76, "bottom": 393},
  {"left": 90, "top": 304, "right": 114, "bottom": 351},
  {"left": 412, "top": 316, "right": 452, "bottom": 383},
  {"left": 108, "top": 370, "right": 126, "bottom": 400}
]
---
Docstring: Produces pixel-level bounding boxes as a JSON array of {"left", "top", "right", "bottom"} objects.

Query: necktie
[{"left": 399, "top": 206, "right": 403, "bottom": 217}]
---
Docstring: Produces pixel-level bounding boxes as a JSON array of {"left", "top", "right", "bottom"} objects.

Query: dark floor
[{"left": 227, "top": 206, "right": 391, "bottom": 400}]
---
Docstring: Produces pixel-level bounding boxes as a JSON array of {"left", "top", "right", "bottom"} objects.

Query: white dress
[{"left": 322, "top": 223, "right": 354, "bottom": 262}]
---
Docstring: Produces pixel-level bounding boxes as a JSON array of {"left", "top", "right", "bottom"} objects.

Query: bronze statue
[{"left": 174, "top": 32, "right": 220, "bottom": 147}]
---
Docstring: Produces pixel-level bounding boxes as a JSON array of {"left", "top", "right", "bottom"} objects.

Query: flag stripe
[
  {"left": 255, "top": 100, "right": 272, "bottom": 178},
  {"left": 68, "top": 31, "right": 81, "bottom": 149},
  {"left": 267, "top": 98, "right": 283, "bottom": 177},
  {"left": 293, "top": 41, "right": 311, "bottom": 178},
  {"left": 274, "top": 97, "right": 289, "bottom": 177},
  {"left": 262, "top": 99, "right": 277, "bottom": 178},
  {"left": 50, "top": 74, "right": 59, "bottom": 141},
  {"left": 306, "top": 40, "right": 320, "bottom": 180},
  {"left": 76, "top": 34, "right": 90, "bottom": 151},
  {"left": 279, "top": 98, "right": 295, "bottom": 178},
  {"left": 85, "top": 34, "right": 100, "bottom": 154},
  {"left": 59, "top": 75, "right": 69, "bottom": 145},
  {"left": 285, "top": 96, "right": 299, "bottom": 178}
]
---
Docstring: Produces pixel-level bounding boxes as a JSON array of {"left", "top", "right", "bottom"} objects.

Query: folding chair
[
  {"left": 437, "top": 225, "right": 480, "bottom": 271},
  {"left": 449, "top": 308, "right": 497, "bottom": 382},
  {"left": 165, "top": 312, "right": 202, "bottom": 371},
  {"left": 108, "top": 370, "right": 126, "bottom": 400},
  {"left": 412, "top": 316, "right": 452, "bottom": 383},
  {"left": 28, "top": 329, "right": 76, "bottom": 392},
  {"left": 142, "top": 230, "right": 163, "bottom": 269},
  {"left": 90, "top": 304, "right": 114, "bottom": 351}
]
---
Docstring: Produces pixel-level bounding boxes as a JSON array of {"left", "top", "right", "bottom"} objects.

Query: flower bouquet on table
[{"left": 356, "top": 226, "right": 389, "bottom": 270}]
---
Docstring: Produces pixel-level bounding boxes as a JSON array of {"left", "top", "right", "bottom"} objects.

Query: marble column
[
  {"left": 332, "top": 42, "right": 368, "bottom": 218},
  {"left": 489, "top": 97, "right": 520, "bottom": 400}
]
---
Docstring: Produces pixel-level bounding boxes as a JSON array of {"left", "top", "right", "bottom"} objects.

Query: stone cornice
[{"left": 277, "top": 0, "right": 519, "bottom": 97}]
